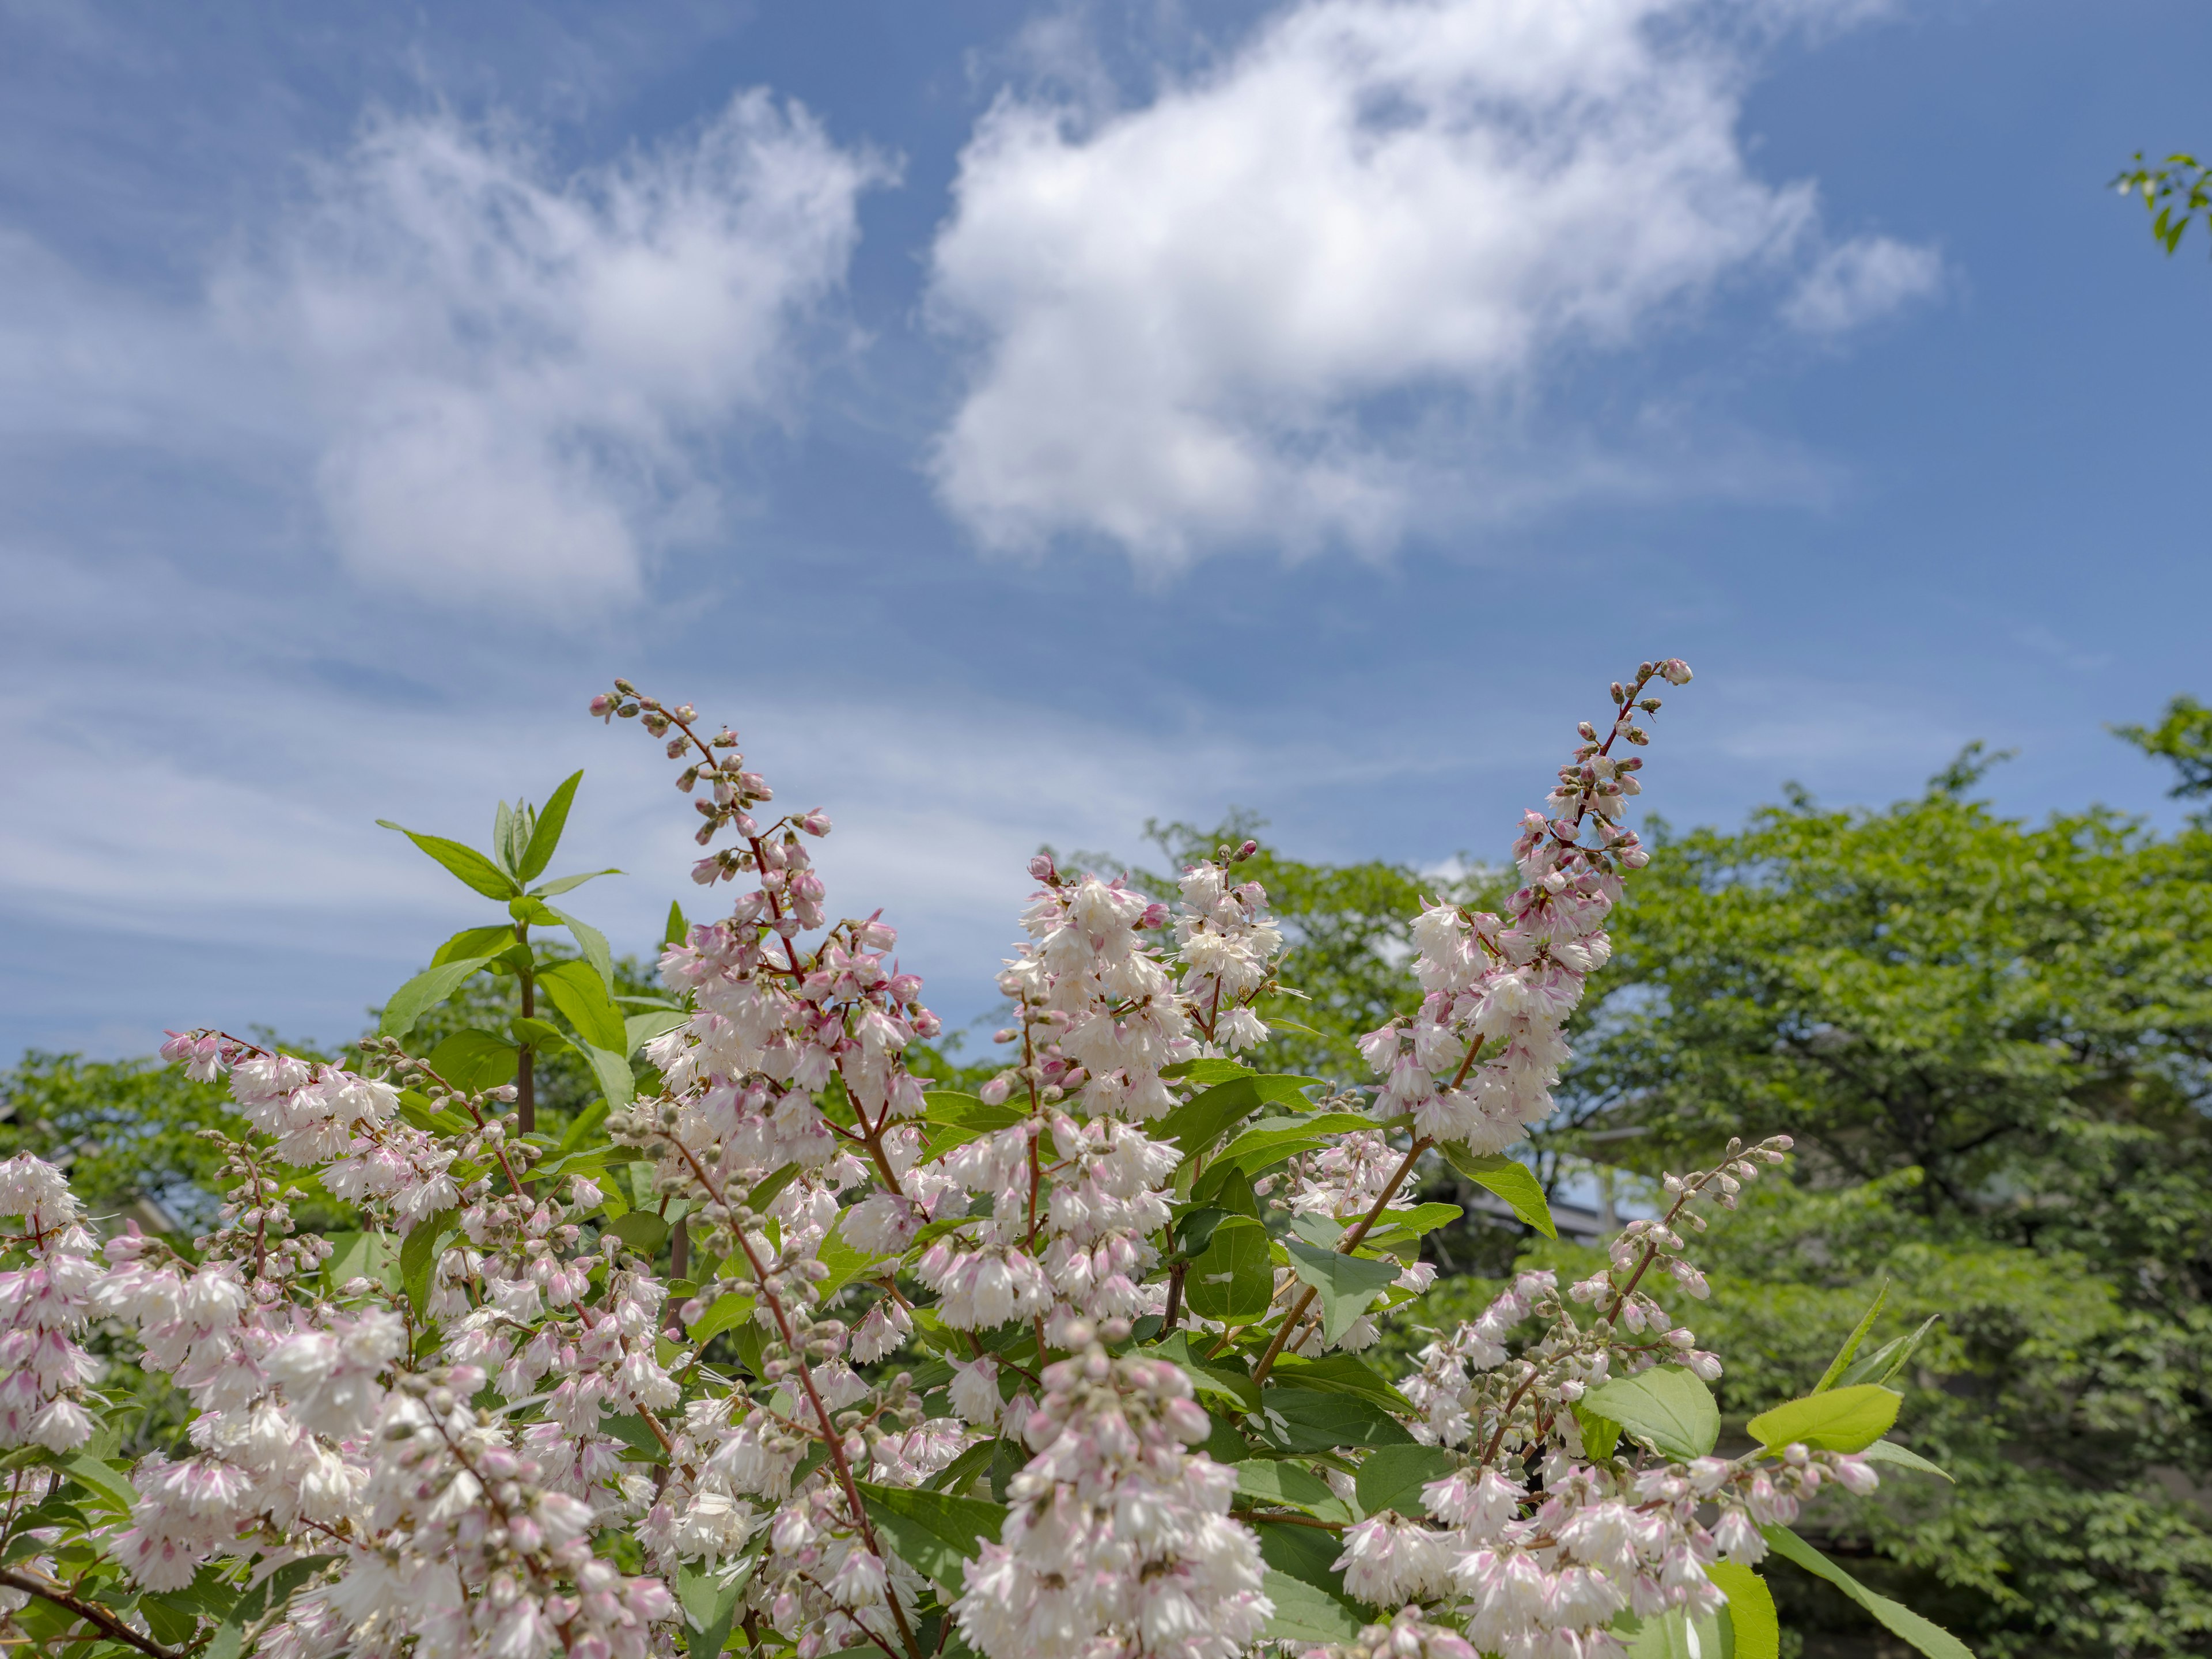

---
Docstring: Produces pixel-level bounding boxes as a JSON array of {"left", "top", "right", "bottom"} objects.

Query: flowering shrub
[{"left": 0, "top": 661, "right": 1976, "bottom": 1659}]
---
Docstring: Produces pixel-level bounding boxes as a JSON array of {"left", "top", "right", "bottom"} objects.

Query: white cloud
[
  {"left": 1782, "top": 234, "right": 1944, "bottom": 334},
  {"left": 219, "top": 92, "right": 887, "bottom": 611},
  {"left": 926, "top": 0, "right": 1913, "bottom": 566}
]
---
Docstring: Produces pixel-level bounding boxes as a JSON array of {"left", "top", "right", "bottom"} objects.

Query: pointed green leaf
[
  {"left": 1268, "top": 1353, "right": 1414, "bottom": 1414},
  {"left": 1814, "top": 1280, "right": 1888, "bottom": 1393},
  {"left": 1358, "top": 1202, "right": 1465, "bottom": 1247},
  {"left": 1159, "top": 1074, "right": 1325, "bottom": 1160},
  {"left": 687, "top": 1293, "right": 757, "bottom": 1343},
  {"left": 609, "top": 1212, "right": 670, "bottom": 1255},
  {"left": 1285, "top": 1240, "right": 1403, "bottom": 1344},
  {"left": 537, "top": 958, "right": 629, "bottom": 1052},
  {"left": 435, "top": 925, "right": 522, "bottom": 965},
  {"left": 626, "top": 1009, "right": 688, "bottom": 1055},
  {"left": 1763, "top": 1526, "right": 1975, "bottom": 1658},
  {"left": 857, "top": 1482, "right": 1008, "bottom": 1589},
  {"left": 1354, "top": 1442, "right": 1457, "bottom": 1518},
  {"left": 380, "top": 955, "right": 498, "bottom": 1039},
  {"left": 1580, "top": 1366, "right": 1719, "bottom": 1461},
  {"left": 1215, "top": 1113, "right": 1372, "bottom": 1175},
  {"left": 1160, "top": 1058, "right": 1256, "bottom": 1084},
  {"left": 55, "top": 1452, "right": 138, "bottom": 1514},
  {"left": 676, "top": 1559, "right": 749, "bottom": 1656},
  {"left": 1236, "top": 1460, "right": 1344, "bottom": 1517},
  {"left": 547, "top": 905, "right": 614, "bottom": 990},
  {"left": 664, "top": 900, "right": 690, "bottom": 947},
  {"left": 816, "top": 1216, "right": 889, "bottom": 1303},
  {"left": 1260, "top": 1570, "right": 1366, "bottom": 1641},
  {"left": 401, "top": 1210, "right": 457, "bottom": 1319},
  {"left": 1747, "top": 1384, "right": 1900, "bottom": 1453},
  {"left": 377, "top": 821, "right": 520, "bottom": 899},
  {"left": 1861, "top": 1440, "right": 1953, "bottom": 1482},
  {"left": 1254, "top": 1387, "right": 1412, "bottom": 1453},
  {"left": 1842, "top": 1315, "right": 1942, "bottom": 1388},
  {"left": 1575, "top": 1404, "right": 1623, "bottom": 1460},
  {"left": 1707, "top": 1563, "right": 1781, "bottom": 1659},
  {"left": 1437, "top": 1143, "right": 1556, "bottom": 1239},
  {"left": 531, "top": 868, "right": 620, "bottom": 897},
  {"left": 1185, "top": 1217, "right": 1275, "bottom": 1323},
  {"left": 494, "top": 798, "right": 520, "bottom": 877},
  {"left": 582, "top": 1044, "right": 637, "bottom": 1110},
  {"left": 425, "top": 1029, "right": 518, "bottom": 1094},
  {"left": 516, "top": 771, "right": 583, "bottom": 882}
]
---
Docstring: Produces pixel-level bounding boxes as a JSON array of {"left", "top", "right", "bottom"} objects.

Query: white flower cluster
[
  {"left": 1357, "top": 662, "right": 1692, "bottom": 1156},
  {"left": 0, "top": 1154, "right": 99, "bottom": 1453},
  {"left": 955, "top": 1323, "right": 1273, "bottom": 1659},
  {"left": 3, "top": 660, "right": 1949, "bottom": 1659}
]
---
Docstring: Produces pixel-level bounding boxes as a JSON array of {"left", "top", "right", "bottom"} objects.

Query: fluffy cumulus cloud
[
  {"left": 926, "top": 0, "right": 1936, "bottom": 566},
  {"left": 221, "top": 92, "right": 886, "bottom": 611}
]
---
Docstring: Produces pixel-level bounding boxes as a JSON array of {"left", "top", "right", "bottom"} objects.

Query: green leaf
[
  {"left": 1185, "top": 1217, "right": 1275, "bottom": 1323},
  {"left": 547, "top": 906, "right": 614, "bottom": 991},
  {"left": 816, "top": 1218, "right": 889, "bottom": 1304},
  {"left": 518, "top": 771, "right": 582, "bottom": 883},
  {"left": 379, "top": 955, "right": 498, "bottom": 1039},
  {"left": 582, "top": 1044, "right": 638, "bottom": 1110},
  {"left": 1260, "top": 1570, "right": 1366, "bottom": 1641},
  {"left": 922, "top": 1090, "right": 1029, "bottom": 1157},
  {"left": 1436, "top": 1143, "right": 1556, "bottom": 1239},
  {"left": 676, "top": 1560, "right": 750, "bottom": 1656},
  {"left": 1268, "top": 1353, "right": 1415, "bottom": 1414},
  {"left": 626, "top": 1009, "right": 688, "bottom": 1055},
  {"left": 532, "top": 868, "right": 621, "bottom": 897},
  {"left": 1215, "top": 1113, "right": 1374, "bottom": 1175},
  {"left": 1617, "top": 1606, "right": 1724, "bottom": 1659},
  {"left": 857, "top": 1482, "right": 1008, "bottom": 1590},
  {"left": 1707, "top": 1563, "right": 1781, "bottom": 1659},
  {"left": 323, "top": 1230, "right": 397, "bottom": 1291},
  {"left": 609, "top": 1212, "right": 671, "bottom": 1255},
  {"left": 927, "top": 1438, "right": 999, "bottom": 1494},
  {"left": 1139, "top": 1332, "right": 1263, "bottom": 1413},
  {"left": 435, "top": 924, "right": 521, "bottom": 965},
  {"left": 1747, "top": 1384, "right": 1901, "bottom": 1453},
  {"left": 425, "top": 1028, "right": 518, "bottom": 1094},
  {"left": 1358, "top": 1202, "right": 1466, "bottom": 1247},
  {"left": 377, "top": 821, "right": 520, "bottom": 899},
  {"left": 1284, "top": 1240, "right": 1403, "bottom": 1344},
  {"left": 1237, "top": 1460, "right": 1346, "bottom": 1517},
  {"left": 1160, "top": 1058, "right": 1257, "bottom": 1084},
  {"left": 400, "top": 1209, "right": 457, "bottom": 1319},
  {"left": 687, "top": 1292, "right": 757, "bottom": 1343},
  {"left": 1861, "top": 1439, "right": 1954, "bottom": 1482},
  {"left": 1574, "top": 1404, "right": 1623, "bottom": 1461},
  {"left": 1580, "top": 1366, "right": 1719, "bottom": 1461},
  {"left": 1841, "top": 1315, "right": 1942, "bottom": 1388},
  {"left": 1763, "top": 1526, "right": 1976, "bottom": 1659},
  {"left": 1158, "top": 1074, "right": 1325, "bottom": 1159},
  {"left": 55, "top": 1451, "right": 138, "bottom": 1514},
  {"left": 664, "top": 900, "right": 689, "bottom": 947},
  {"left": 1255, "top": 1387, "right": 1412, "bottom": 1453},
  {"left": 1257, "top": 1519, "right": 1353, "bottom": 1597},
  {"left": 748, "top": 1164, "right": 801, "bottom": 1211},
  {"left": 537, "top": 959, "right": 629, "bottom": 1053},
  {"left": 1814, "top": 1280, "right": 1888, "bottom": 1392},
  {"left": 1354, "top": 1442, "right": 1457, "bottom": 1518}
]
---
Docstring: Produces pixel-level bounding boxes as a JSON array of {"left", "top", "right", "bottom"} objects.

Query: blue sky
[{"left": 3, "top": 0, "right": 2208, "bottom": 1063}]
